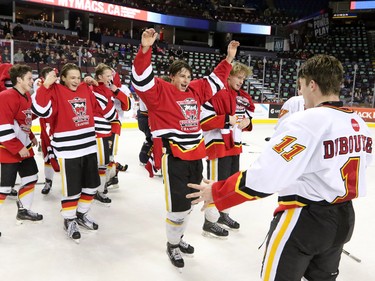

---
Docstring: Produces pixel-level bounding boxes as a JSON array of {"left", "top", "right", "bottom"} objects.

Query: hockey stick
[{"left": 342, "top": 249, "right": 361, "bottom": 263}]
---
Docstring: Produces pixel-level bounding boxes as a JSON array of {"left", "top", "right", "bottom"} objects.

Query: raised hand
[
  {"left": 141, "top": 28, "right": 158, "bottom": 53},
  {"left": 43, "top": 69, "right": 58, "bottom": 89},
  {"left": 226, "top": 40, "right": 240, "bottom": 63}
]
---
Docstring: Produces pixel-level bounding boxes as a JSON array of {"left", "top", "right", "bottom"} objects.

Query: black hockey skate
[
  {"left": 167, "top": 242, "right": 184, "bottom": 270},
  {"left": 41, "top": 179, "right": 53, "bottom": 195},
  {"left": 64, "top": 219, "right": 81, "bottom": 243},
  {"left": 94, "top": 191, "right": 112, "bottom": 206},
  {"left": 105, "top": 175, "right": 119, "bottom": 192},
  {"left": 76, "top": 212, "right": 98, "bottom": 230},
  {"left": 179, "top": 236, "right": 194, "bottom": 256},
  {"left": 16, "top": 201, "right": 43, "bottom": 225},
  {"left": 202, "top": 218, "right": 229, "bottom": 239},
  {"left": 217, "top": 212, "right": 240, "bottom": 230}
]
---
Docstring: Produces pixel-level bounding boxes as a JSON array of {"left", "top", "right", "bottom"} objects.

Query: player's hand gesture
[
  {"left": 141, "top": 28, "right": 158, "bottom": 53},
  {"left": 187, "top": 179, "right": 215, "bottom": 211},
  {"left": 226, "top": 40, "right": 240, "bottom": 63},
  {"left": 43, "top": 70, "right": 58, "bottom": 89},
  {"left": 83, "top": 76, "right": 98, "bottom": 86}
]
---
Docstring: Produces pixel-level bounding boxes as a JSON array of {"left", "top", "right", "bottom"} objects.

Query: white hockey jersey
[
  {"left": 211, "top": 102, "right": 373, "bottom": 214},
  {"left": 275, "top": 95, "right": 305, "bottom": 130}
]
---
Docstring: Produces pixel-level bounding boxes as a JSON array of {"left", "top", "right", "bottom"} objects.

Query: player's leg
[
  {"left": 164, "top": 155, "right": 198, "bottom": 269},
  {"left": 59, "top": 157, "right": 83, "bottom": 243},
  {"left": 217, "top": 155, "right": 241, "bottom": 230},
  {"left": 76, "top": 153, "right": 100, "bottom": 231},
  {"left": 17, "top": 157, "right": 42, "bottom": 224}
]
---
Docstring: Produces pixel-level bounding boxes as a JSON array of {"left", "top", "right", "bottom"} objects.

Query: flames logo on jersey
[
  {"left": 177, "top": 98, "right": 199, "bottom": 131},
  {"left": 69, "top": 97, "right": 90, "bottom": 125},
  {"left": 20, "top": 109, "right": 33, "bottom": 133}
]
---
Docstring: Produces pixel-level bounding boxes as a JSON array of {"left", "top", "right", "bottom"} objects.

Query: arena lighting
[
  {"left": 350, "top": 1, "right": 375, "bottom": 10},
  {"left": 21, "top": 0, "right": 271, "bottom": 35}
]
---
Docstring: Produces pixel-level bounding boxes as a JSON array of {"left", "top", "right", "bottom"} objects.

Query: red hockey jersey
[
  {"left": 92, "top": 82, "right": 117, "bottom": 138},
  {"left": 201, "top": 87, "right": 255, "bottom": 159},
  {"left": 0, "top": 88, "right": 35, "bottom": 163},
  {"left": 32, "top": 83, "right": 98, "bottom": 159},
  {"left": 131, "top": 47, "right": 232, "bottom": 161}
]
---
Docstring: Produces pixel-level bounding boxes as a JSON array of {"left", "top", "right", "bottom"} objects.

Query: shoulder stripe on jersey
[
  {"left": 202, "top": 102, "right": 214, "bottom": 111},
  {"left": 131, "top": 64, "right": 153, "bottom": 81},
  {"left": 206, "top": 73, "right": 222, "bottom": 94}
]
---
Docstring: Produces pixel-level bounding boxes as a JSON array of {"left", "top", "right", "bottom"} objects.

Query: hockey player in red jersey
[
  {"left": 200, "top": 62, "right": 255, "bottom": 237},
  {"left": 188, "top": 54, "right": 373, "bottom": 280},
  {"left": 0, "top": 64, "right": 43, "bottom": 236},
  {"left": 33, "top": 66, "right": 60, "bottom": 195},
  {"left": 0, "top": 63, "right": 20, "bottom": 198},
  {"left": 132, "top": 28, "right": 240, "bottom": 269},
  {"left": 32, "top": 63, "right": 102, "bottom": 243},
  {"left": 105, "top": 69, "right": 132, "bottom": 192},
  {"left": 90, "top": 63, "right": 118, "bottom": 205}
]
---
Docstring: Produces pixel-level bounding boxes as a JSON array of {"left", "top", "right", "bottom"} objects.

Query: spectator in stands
[
  {"left": 12, "top": 23, "right": 24, "bottom": 37},
  {"left": 24, "top": 50, "right": 33, "bottom": 63},
  {"left": 14, "top": 48, "right": 25, "bottom": 63},
  {"left": 1, "top": 48, "right": 11, "bottom": 63},
  {"left": 2, "top": 22, "right": 11, "bottom": 36},
  {"left": 4, "top": 33, "right": 13, "bottom": 40},
  {"left": 59, "top": 35, "right": 69, "bottom": 45},
  {"left": 89, "top": 57, "right": 97, "bottom": 67},
  {"left": 74, "top": 17, "right": 82, "bottom": 36},
  {"left": 29, "top": 32, "right": 38, "bottom": 42},
  {"left": 46, "top": 51, "right": 58, "bottom": 65}
]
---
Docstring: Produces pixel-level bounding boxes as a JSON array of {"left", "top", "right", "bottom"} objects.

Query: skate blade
[
  {"left": 217, "top": 223, "right": 240, "bottom": 232},
  {"left": 106, "top": 183, "right": 119, "bottom": 190},
  {"left": 201, "top": 231, "right": 228, "bottom": 240},
  {"left": 181, "top": 253, "right": 194, "bottom": 258},
  {"left": 16, "top": 219, "right": 43, "bottom": 226},
  {"left": 93, "top": 200, "right": 111, "bottom": 207},
  {"left": 77, "top": 225, "right": 99, "bottom": 233},
  {"left": 71, "top": 238, "right": 80, "bottom": 244}
]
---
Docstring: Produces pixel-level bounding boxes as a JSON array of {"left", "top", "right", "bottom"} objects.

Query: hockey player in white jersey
[
  {"left": 274, "top": 93, "right": 304, "bottom": 130},
  {"left": 187, "top": 54, "right": 373, "bottom": 281}
]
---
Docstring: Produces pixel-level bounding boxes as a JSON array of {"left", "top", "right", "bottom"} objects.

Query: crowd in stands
[{"left": 0, "top": 3, "right": 374, "bottom": 107}]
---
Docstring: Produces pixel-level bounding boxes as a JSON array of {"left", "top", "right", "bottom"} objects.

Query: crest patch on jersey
[
  {"left": 177, "top": 98, "right": 199, "bottom": 131},
  {"left": 69, "top": 97, "right": 90, "bottom": 125},
  {"left": 21, "top": 109, "right": 33, "bottom": 133}
]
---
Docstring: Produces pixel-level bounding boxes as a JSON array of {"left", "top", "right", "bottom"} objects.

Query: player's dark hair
[
  {"left": 168, "top": 60, "right": 192, "bottom": 77},
  {"left": 60, "top": 63, "right": 81, "bottom": 86},
  {"left": 298, "top": 54, "right": 343, "bottom": 96},
  {"left": 40, "top": 66, "right": 54, "bottom": 79},
  {"left": 9, "top": 64, "right": 32, "bottom": 85}
]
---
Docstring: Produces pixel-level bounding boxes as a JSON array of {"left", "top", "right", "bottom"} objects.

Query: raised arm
[{"left": 141, "top": 28, "right": 158, "bottom": 54}]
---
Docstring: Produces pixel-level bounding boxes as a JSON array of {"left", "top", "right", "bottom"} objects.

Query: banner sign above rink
[
  {"left": 22, "top": 0, "right": 271, "bottom": 35},
  {"left": 350, "top": 1, "right": 375, "bottom": 10}
]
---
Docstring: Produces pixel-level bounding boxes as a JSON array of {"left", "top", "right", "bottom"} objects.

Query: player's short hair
[
  {"left": 230, "top": 62, "right": 252, "bottom": 77},
  {"left": 9, "top": 64, "right": 32, "bottom": 85},
  {"left": 60, "top": 63, "right": 81, "bottom": 86},
  {"left": 168, "top": 60, "right": 192, "bottom": 77},
  {"left": 40, "top": 66, "right": 54, "bottom": 79},
  {"left": 298, "top": 54, "right": 343, "bottom": 96}
]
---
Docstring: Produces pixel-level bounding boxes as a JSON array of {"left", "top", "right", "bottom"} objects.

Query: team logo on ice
[
  {"left": 177, "top": 98, "right": 199, "bottom": 131},
  {"left": 69, "top": 97, "right": 90, "bottom": 125}
]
